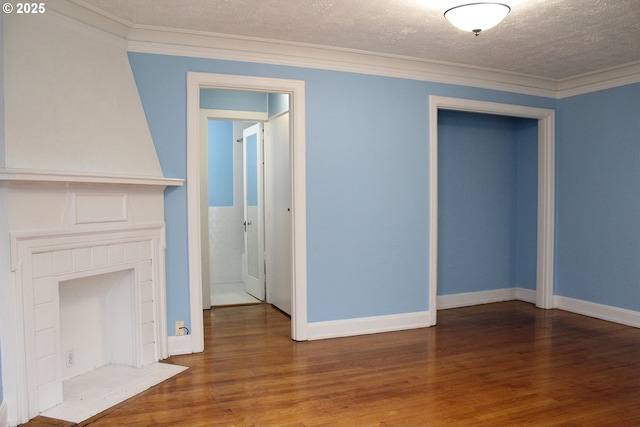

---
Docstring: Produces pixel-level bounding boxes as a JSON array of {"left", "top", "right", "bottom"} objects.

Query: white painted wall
[
  {"left": 2, "top": 11, "right": 162, "bottom": 177},
  {"left": 1, "top": 14, "right": 5, "bottom": 169}
]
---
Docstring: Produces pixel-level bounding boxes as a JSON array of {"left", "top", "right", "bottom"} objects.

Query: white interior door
[
  {"left": 242, "top": 123, "right": 265, "bottom": 300},
  {"left": 265, "top": 112, "right": 292, "bottom": 314}
]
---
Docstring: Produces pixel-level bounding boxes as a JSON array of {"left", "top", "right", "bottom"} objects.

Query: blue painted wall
[
  {"left": 200, "top": 88, "right": 267, "bottom": 111},
  {"left": 268, "top": 92, "right": 289, "bottom": 118},
  {"left": 128, "top": 52, "right": 556, "bottom": 329},
  {"left": 515, "top": 119, "right": 538, "bottom": 290},
  {"left": 437, "top": 111, "right": 537, "bottom": 295},
  {"left": 208, "top": 120, "right": 234, "bottom": 207},
  {"left": 556, "top": 83, "right": 640, "bottom": 310}
]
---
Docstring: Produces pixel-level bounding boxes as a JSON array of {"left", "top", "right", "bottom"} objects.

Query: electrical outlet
[
  {"left": 65, "top": 350, "right": 74, "bottom": 368},
  {"left": 175, "top": 320, "right": 185, "bottom": 336}
]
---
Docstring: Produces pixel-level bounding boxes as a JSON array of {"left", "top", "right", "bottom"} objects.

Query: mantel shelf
[{"left": 0, "top": 168, "right": 184, "bottom": 187}]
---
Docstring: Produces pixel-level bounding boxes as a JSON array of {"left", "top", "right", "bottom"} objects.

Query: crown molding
[
  {"left": 49, "top": 0, "right": 131, "bottom": 39},
  {"left": 126, "top": 26, "right": 559, "bottom": 99},
  {"left": 48, "top": 0, "right": 640, "bottom": 100},
  {"left": 556, "top": 61, "right": 640, "bottom": 98}
]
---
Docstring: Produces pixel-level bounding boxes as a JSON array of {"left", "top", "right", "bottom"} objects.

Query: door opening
[
  {"left": 187, "top": 73, "right": 307, "bottom": 351},
  {"left": 205, "top": 119, "right": 265, "bottom": 307},
  {"left": 202, "top": 113, "right": 289, "bottom": 312},
  {"left": 187, "top": 72, "right": 308, "bottom": 350}
]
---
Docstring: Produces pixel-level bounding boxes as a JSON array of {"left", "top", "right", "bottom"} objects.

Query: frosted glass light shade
[{"left": 444, "top": 2, "right": 511, "bottom": 35}]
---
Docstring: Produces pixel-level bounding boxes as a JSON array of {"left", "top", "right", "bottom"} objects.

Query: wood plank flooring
[{"left": 22, "top": 301, "right": 640, "bottom": 426}]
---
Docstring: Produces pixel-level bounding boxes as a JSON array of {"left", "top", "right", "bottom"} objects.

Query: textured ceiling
[{"left": 76, "top": 0, "right": 640, "bottom": 80}]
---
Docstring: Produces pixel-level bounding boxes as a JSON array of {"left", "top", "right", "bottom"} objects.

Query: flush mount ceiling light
[{"left": 444, "top": 2, "right": 511, "bottom": 36}]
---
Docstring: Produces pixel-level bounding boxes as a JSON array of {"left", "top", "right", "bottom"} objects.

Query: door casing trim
[{"left": 187, "top": 72, "right": 308, "bottom": 350}]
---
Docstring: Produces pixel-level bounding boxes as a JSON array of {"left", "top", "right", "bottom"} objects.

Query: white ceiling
[{"left": 76, "top": 0, "right": 640, "bottom": 80}]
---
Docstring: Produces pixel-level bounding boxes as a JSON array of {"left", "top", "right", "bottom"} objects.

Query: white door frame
[
  {"left": 199, "top": 109, "right": 269, "bottom": 311},
  {"left": 428, "top": 96, "right": 555, "bottom": 326},
  {"left": 187, "top": 72, "right": 308, "bottom": 351}
]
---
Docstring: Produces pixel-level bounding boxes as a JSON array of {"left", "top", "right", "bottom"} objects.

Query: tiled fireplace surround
[{"left": 1, "top": 174, "right": 179, "bottom": 422}]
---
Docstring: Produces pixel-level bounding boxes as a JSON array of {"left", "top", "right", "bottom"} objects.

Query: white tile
[
  {"left": 101, "top": 390, "right": 131, "bottom": 406},
  {"left": 38, "top": 380, "right": 63, "bottom": 412},
  {"left": 35, "top": 329, "right": 56, "bottom": 359},
  {"left": 59, "top": 406, "right": 95, "bottom": 424},
  {"left": 210, "top": 206, "right": 244, "bottom": 284},
  {"left": 108, "top": 244, "right": 124, "bottom": 264},
  {"left": 33, "top": 276, "right": 54, "bottom": 305},
  {"left": 139, "top": 240, "right": 152, "bottom": 260},
  {"left": 32, "top": 252, "right": 52, "bottom": 278},
  {"left": 211, "top": 281, "right": 261, "bottom": 306},
  {"left": 141, "top": 320, "right": 155, "bottom": 345},
  {"left": 34, "top": 302, "right": 54, "bottom": 332},
  {"left": 52, "top": 250, "right": 73, "bottom": 275},
  {"left": 63, "top": 385, "right": 90, "bottom": 401},
  {"left": 72, "top": 247, "right": 92, "bottom": 271},
  {"left": 39, "top": 403, "right": 77, "bottom": 420},
  {"left": 41, "top": 363, "right": 187, "bottom": 424},
  {"left": 138, "top": 259, "right": 152, "bottom": 282},
  {"left": 91, "top": 246, "right": 109, "bottom": 268},
  {"left": 142, "top": 343, "right": 156, "bottom": 365},
  {"left": 140, "top": 279, "right": 153, "bottom": 303},
  {"left": 140, "top": 301, "right": 154, "bottom": 324},
  {"left": 124, "top": 242, "right": 139, "bottom": 262},
  {"left": 36, "top": 355, "right": 58, "bottom": 385},
  {"left": 118, "top": 378, "right": 150, "bottom": 395},
  {"left": 78, "top": 386, "right": 111, "bottom": 401}
]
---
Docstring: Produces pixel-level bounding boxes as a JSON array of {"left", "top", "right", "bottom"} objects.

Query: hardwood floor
[{"left": 22, "top": 301, "right": 640, "bottom": 426}]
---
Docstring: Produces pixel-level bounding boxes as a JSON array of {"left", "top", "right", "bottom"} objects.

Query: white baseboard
[
  {"left": 514, "top": 287, "right": 537, "bottom": 304},
  {"left": 0, "top": 400, "right": 8, "bottom": 427},
  {"left": 306, "top": 288, "right": 540, "bottom": 340},
  {"left": 436, "top": 289, "right": 640, "bottom": 328},
  {"left": 307, "top": 311, "right": 431, "bottom": 341},
  {"left": 437, "top": 287, "right": 536, "bottom": 309},
  {"left": 167, "top": 335, "right": 193, "bottom": 356},
  {"left": 554, "top": 296, "right": 640, "bottom": 328},
  {"left": 196, "top": 290, "right": 638, "bottom": 344}
]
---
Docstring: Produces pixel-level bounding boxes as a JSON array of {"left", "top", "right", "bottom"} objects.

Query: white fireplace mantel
[
  {"left": 0, "top": 169, "right": 183, "bottom": 425},
  {"left": 0, "top": 168, "right": 184, "bottom": 188}
]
